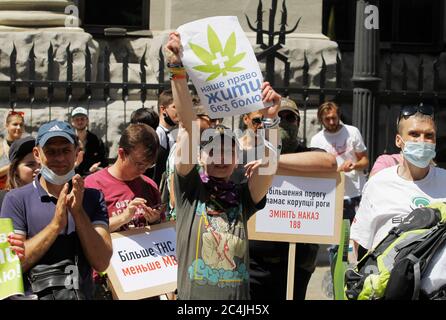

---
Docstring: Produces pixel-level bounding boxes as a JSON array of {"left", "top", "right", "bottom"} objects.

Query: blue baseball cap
[{"left": 36, "top": 120, "right": 77, "bottom": 147}]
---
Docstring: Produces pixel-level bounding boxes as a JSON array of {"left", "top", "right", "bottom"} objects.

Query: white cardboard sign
[
  {"left": 106, "top": 222, "right": 177, "bottom": 299},
  {"left": 257, "top": 175, "right": 336, "bottom": 235},
  {"left": 178, "top": 16, "right": 267, "bottom": 118},
  {"left": 248, "top": 171, "right": 344, "bottom": 244}
]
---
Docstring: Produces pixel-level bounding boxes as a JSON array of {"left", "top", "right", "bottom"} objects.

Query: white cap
[{"left": 71, "top": 107, "right": 88, "bottom": 117}]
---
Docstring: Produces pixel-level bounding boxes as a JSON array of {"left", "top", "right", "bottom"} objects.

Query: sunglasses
[
  {"left": 398, "top": 104, "right": 434, "bottom": 124},
  {"left": 8, "top": 110, "right": 25, "bottom": 117},
  {"left": 279, "top": 113, "right": 300, "bottom": 123},
  {"left": 251, "top": 117, "right": 264, "bottom": 125}
]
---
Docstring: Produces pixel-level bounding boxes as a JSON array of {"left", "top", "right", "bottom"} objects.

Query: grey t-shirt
[{"left": 174, "top": 166, "right": 265, "bottom": 300}]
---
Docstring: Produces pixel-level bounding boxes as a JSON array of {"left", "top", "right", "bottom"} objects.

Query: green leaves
[{"left": 189, "top": 25, "right": 246, "bottom": 81}]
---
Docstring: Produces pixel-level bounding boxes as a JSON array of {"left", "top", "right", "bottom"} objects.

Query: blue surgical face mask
[
  {"left": 400, "top": 138, "right": 436, "bottom": 168},
  {"left": 40, "top": 165, "right": 75, "bottom": 185}
]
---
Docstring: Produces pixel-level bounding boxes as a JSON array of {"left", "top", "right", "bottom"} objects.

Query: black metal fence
[{"left": 1, "top": 0, "right": 446, "bottom": 166}]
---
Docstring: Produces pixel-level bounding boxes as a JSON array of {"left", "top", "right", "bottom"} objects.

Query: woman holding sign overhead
[{"left": 166, "top": 29, "right": 281, "bottom": 300}]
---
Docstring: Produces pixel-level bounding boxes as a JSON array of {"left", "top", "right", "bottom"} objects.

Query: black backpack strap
[{"left": 406, "top": 254, "right": 422, "bottom": 300}]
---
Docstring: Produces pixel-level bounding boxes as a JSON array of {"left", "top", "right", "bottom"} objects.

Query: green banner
[{"left": 0, "top": 218, "right": 24, "bottom": 300}]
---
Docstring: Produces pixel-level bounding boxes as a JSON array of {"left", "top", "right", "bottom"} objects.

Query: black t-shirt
[
  {"left": 76, "top": 131, "right": 109, "bottom": 177},
  {"left": 248, "top": 143, "right": 325, "bottom": 272}
]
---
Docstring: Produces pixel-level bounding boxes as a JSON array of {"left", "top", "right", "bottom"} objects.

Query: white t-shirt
[
  {"left": 310, "top": 124, "right": 367, "bottom": 198},
  {"left": 350, "top": 165, "right": 446, "bottom": 250}
]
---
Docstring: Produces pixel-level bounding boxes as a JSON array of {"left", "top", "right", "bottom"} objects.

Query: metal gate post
[{"left": 352, "top": 0, "right": 381, "bottom": 166}]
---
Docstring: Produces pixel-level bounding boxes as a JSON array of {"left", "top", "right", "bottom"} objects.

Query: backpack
[{"left": 344, "top": 202, "right": 446, "bottom": 300}]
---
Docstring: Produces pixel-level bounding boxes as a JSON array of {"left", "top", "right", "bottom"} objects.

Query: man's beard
[{"left": 279, "top": 123, "right": 299, "bottom": 154}]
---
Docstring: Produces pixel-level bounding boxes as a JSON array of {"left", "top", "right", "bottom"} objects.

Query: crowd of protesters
[{"left": 0, "top": 31, "right": 445, "bottom": 301}]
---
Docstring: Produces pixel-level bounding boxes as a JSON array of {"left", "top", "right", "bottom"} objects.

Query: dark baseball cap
[
  {"left": 36, "top": 120, "right": 77, "bottom": 147},
  {"left": 8, "top": 136, "right": 35, "bottom": 162}
]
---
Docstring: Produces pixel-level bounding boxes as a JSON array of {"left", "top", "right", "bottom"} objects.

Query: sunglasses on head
[
  {"left": 398, "top": 104, "right": 434, "bottom": 124},
  {"left": 279, "top": 112, "right": 300, "bottom": 123},
  {"left": 251, "top": 117, "right": 264, "bottom": 125},
  {"left": 8, "top": 110, "right": 25, "bottom": 117}
]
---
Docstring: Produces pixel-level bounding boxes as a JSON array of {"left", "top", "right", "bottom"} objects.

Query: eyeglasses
[
  {"left": 251, "top": 117, "right": 264, "bottom": 125},
  {"left": 398, "top": 104, "right": 434, "bottom": 124},
  {"left": 8, "top": 110, "right": 25, "bottom": 118},
  {"left": 279, "top": 112, "right": 300, "bottom": 124},
  {"left": 126, "top": 153, "right": 155, "bottom": 170}
]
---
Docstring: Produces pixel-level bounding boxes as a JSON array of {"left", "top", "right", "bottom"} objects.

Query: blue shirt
[
  {"left": 0, "top": 175, "right": 109, "bottom": 299},
  {"left": 0, "top": 175, "right": 109, "bottom": 237}
]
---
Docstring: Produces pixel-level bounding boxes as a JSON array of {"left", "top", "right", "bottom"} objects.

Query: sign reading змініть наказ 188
[{"left": 178, "top": 16, "right": 270, "bottom": 119}]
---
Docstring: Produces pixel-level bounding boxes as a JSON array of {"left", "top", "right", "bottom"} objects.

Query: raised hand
[
  {"left": 66, "top": 174, "right": 85, "bottom": 215},
  {"left": 54, "top": 182, "right": 69, "bottom": 232},
  {"left": 259, "top": 82, "right": 281, "bottom": 119},
  {"left": 165, "top": 31, "right": 183, "bottom": 66}
]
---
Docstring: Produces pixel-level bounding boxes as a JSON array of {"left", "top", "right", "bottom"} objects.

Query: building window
[
  {"left": 322, "top": 0, "right": 444, "bottom": 52},
  {"left": 79, "top": 0, "right": 150, "bottom": 36}
]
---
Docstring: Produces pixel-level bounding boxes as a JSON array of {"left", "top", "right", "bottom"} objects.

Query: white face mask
[
  {"left": 40, "top": 165, "right": 75, "bottom": 185},
  {"left": 400, "top": 138, "right": 436, "bottom": 168}
]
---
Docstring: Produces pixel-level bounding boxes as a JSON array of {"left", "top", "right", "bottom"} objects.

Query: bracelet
[
  {"left": 168, "top": 64, "right": 187, "bottom": 81},
  {"left": 262, "top": 116, "right": 280, "bottom": 129},
  {"left": 167, "top": 62, "right": 184, "bottom": 68}
]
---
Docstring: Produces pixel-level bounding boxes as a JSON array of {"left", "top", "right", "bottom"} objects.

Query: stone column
[
  {"left": 0, "top": 1, "right": 78, "bottom": 28},
  {"left": 352, "top": 0, "right": 381, "bottom": 165},
  {"left": 0, "top": 0, "right": 97, "bottom": 98}
]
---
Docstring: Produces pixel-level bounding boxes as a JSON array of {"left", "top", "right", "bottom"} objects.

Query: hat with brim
[
  {"left": 279, "top": 97, "right": 300, "bottom": 117},
  {"left": 36, "top": 120, "right": 76, "bottom": 147},
  {"left": 193, "top": 104, "right": 209, "bottom": 117},
  {"left": 71, "top": 107, "right": 88, "bottom": 117},
  {"left": 200, "top": 125, "right": 240, "bottom": 150},
  {"left": 8, "top": 136, "right": 35, "bottom": 162}
]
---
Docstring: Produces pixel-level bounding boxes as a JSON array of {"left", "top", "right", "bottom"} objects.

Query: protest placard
[
  {"left": 248, "top": 169, "right": 344, "bottom": 244},
  {"left": 178, "top": 16, "right": 268, "bottom": 118},
  {"left": 0, "top": 218, "right": 24, "bottom": 300},
  {"left": 106, "top": 221, "right": 177, "bottom": 300}
]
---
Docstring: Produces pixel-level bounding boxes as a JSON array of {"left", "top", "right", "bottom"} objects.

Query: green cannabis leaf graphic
[{"left": 189, "top": 25, "right": 246, "bottom": 81}]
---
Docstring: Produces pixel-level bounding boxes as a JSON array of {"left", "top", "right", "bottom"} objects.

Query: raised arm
[
  {"left": 247, "top": 83, "right": 281, "bottom": 204},
  {"left": 166, "top": 32, "right": 197, "bottom": 177}
]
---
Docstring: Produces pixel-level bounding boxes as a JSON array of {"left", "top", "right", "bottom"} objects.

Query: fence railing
[{"left": 1, "top": 0, "right": 446, "bottom": 164}]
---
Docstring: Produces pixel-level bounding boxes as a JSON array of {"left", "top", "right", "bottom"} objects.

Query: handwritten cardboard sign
[
  {"left": 178, "top": 16, "right": 268, "bottom": 118},
  {"left": 248, "top": 169, "right": 344, "bottom": 244},
  {"left": 106, "top": 221, "right": 177, "bottom": 300}
]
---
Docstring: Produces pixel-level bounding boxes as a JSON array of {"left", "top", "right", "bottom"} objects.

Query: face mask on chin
[
  {"left": 40, "top": 165, "right": 75, "bottom": 185},
  {"left": 400, "top": 138, "right": 436, "bottom": 169},
  {"left": 279, "top": 122, "right": 299, "bottom": 154},
  {"left": 163, "top": 112, "right": 177, "bottom": 127}
]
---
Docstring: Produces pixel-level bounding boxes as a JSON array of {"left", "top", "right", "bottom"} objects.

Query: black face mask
[
  {"left": 279, "top": 122, "right": 299, "bottom": 154},
  {"left": 163, "top": 112, "right": 176, "bottom": 127}
]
